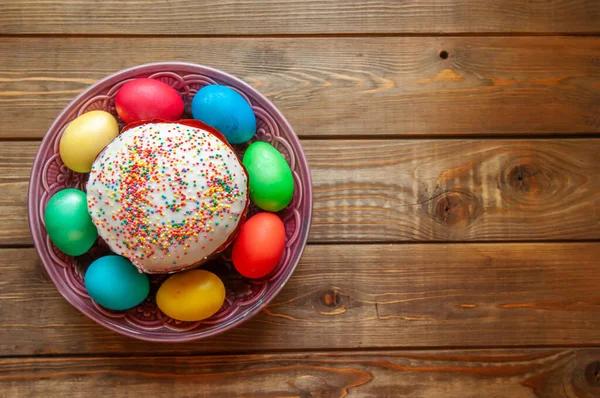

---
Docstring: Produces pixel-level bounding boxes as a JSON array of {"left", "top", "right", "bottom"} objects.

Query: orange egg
[{"left": 232, "top": 213, "right": 285, "bottom": 279}]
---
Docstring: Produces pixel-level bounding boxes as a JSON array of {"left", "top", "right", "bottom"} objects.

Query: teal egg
[
  {"left": 243, "top": 142, "right": 294, "bottom": 212},
  {"left": 44, "top": 188, "right": 97, "bottom": 256},
  {"left": 84, "top": 255, "right": 150, "bottom": 311}
]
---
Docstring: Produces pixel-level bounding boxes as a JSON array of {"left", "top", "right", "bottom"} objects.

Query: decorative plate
[{"left": 28, "top": 63, "right": 312, "bottom": 342}]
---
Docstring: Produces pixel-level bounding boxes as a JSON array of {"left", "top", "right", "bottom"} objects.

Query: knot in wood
[
  {"left": 505, "top": 163, "right": 550, "bottom": 194},
  {"left": 498, "top": 157, "right": 565, "bottom": 206},
  {"left": 433, "top": 191, "right": 482, "bottom": 227},
  {"left": 314, "top": 288, "right": 348, "bottom": 316},
  {"left": 320, "top": 289, "right": 341, "bottom": 308},
  {"left": 584, "top": 361, "right": 600, "bottom": 389}
]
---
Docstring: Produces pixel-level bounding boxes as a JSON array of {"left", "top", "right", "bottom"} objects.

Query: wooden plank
[
  {"left": 1, "top": 243, "right": 599, "bottom": 356},
  {"left": 1, "top": 349, "right": 599, "bottom": 397},
  {"left": 5, "top": 138, "right": 600, "bottom": 246},
  {"left": 0, "top": 142, "right": 33, "bottom": 246},
  {"left": 1, "top": 36, "right": 599, "bottom": 139},
  {"left": 1, "top": 0, "right": 599, "bottom": 35},
  {"left": 307, "top": 139, "right": 600, "bottom": 242}
]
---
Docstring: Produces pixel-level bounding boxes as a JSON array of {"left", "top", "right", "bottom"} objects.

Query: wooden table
[{"left": 1, "top": 1, "right": 600, "bottom": 397}]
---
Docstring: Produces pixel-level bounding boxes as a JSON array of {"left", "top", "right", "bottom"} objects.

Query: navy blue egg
[
  {"left": 191, "top": 85, "right": 257, "bottom": 144},
  {"left": 84, "top": 255, "right": 150, "bottom": 311}
]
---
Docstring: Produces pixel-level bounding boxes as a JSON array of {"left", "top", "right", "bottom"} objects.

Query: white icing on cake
[{"left": 86, "top": 122, "right": 248, "bottom": 273}]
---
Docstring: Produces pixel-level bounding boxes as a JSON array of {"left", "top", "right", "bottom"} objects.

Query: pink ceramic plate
[{"left": 28, "top": 63, "right": 312, "bottom": 342}]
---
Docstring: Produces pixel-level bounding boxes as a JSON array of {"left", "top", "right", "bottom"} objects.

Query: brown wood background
[{"left": 1, "top": 1, "right": 599, "bottom": 397}]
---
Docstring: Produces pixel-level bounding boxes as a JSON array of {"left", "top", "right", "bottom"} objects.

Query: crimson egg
[
  {"left": 115, "top": 78, "right": 184, "bottom": 123},
  {"left": 232, "top": 212, "right": 286, "bottom": 279}
]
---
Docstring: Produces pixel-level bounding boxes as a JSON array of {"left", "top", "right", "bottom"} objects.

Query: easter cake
[{"left": 86, "top": 119, "right": 249, "bottom": 273}]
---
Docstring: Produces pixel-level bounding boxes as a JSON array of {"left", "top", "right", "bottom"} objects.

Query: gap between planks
[
  {"left": 1, "top": 33, "right": 600, "bottom": 39},
  {"left": 2, "top": 345, "right": 600, "bottom": 360}
]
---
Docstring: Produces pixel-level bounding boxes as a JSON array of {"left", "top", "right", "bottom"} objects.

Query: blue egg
[
  {"left": 191, "top": 85, "right": 257, "bottom": 144},
  {"left": 84, "top": 255, "right": 150, "bottom": 311}
]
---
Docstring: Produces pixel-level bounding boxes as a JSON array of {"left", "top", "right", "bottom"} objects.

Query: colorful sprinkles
[{"left": 87, "top": 122, "right": 247, "bottom": 272}]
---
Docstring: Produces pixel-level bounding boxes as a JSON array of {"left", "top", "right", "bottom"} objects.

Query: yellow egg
[
  {"left": 156, "top": 270, "right": 226, "bottom": 322},
  {"left": 59, "top": 110, "right": 119, "bottom": 173}
]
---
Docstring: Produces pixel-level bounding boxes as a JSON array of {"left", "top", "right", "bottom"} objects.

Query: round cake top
[{"left": 86, "top": 120, "right": 248, "bottom": 273}]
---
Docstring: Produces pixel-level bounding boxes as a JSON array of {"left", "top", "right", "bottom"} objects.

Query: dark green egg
[
  {"left": 44, "top": 188, "right": 97, "bottom": 256},
  {"left": 243, "top": 142, "right": 294, "bottom": 212}
]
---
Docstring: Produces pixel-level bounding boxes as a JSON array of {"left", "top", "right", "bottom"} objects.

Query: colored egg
[
  {"left": 85, "top": 255, "right": 150, "bottom": 311},
  {"left": 44, "top": 188, "right": 98, "bottom": 256},
  {"left": 191, "top": 85, "right": 256, "bottom": 144},
  {"left": 59, "top": 110, "right": 119, "bottom": 173},
  {"left": 156, "top": 270, "right": 225, "bottom": 322},
  {"left": 232, "top": 212, "right": 286, "bottom": 279},
  {"left": 243, "top": 141, "right": 294, "bottom": 212},
  {"left": 115, "top": 78, "right": 184, "bottom": 124}
]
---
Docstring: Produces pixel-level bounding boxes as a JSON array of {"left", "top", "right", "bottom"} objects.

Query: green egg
[
  {"left": 243, "top": 142, "right": 294, "bottom": 212},
  {"left": 44, "top": 188, "right": 97, "bottom": 256}
]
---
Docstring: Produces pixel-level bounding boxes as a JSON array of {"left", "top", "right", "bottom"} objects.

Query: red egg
[
  {"left": 115, "top": 78, "right": 184, "bottom": 123},
  {"left": 232, "top": 213, "right": 286, "bottom": 279}
]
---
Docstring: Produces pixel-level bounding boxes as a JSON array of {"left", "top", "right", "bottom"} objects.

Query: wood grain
[
  {"left": 1, "top": 349, "right": 599, "bottom": 397},
  {"left": 307, "top": 139, "right": 600, "bottom": 242},
  {"left": 4, "top": 2, "right": 600, "bottom": 395},
  {"left": 4, "top": 139, "right": 600, "bottom": 245},
  {"left": 1, "top": 37, "right": 600, "bottom": 139},
  {"left": 1, "top": 0, "right": 599, "bottom": 35},
  {"left": 0, "top": 142, "right": 33, "bottom": 246},
  {"left": 2, "top": 243, "right": 599, "bottom": 356}
]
